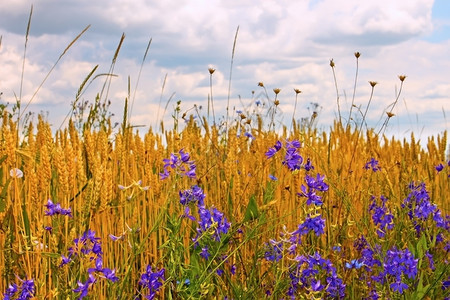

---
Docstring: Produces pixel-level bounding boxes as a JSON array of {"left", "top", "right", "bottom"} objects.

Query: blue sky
[{"left": 0, "top": 0, "right": 449, "bottom": 144}]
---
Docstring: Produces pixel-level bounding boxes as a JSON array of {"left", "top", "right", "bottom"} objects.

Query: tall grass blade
[
  {"left": 129, "top": 38, "right": 152, "bottom": 122},
  {"left": 19, "top": 24, "right": 91, "bottom": 120},
  {"left": 225, "top": 26, "right": 239, "bottom": 141}
]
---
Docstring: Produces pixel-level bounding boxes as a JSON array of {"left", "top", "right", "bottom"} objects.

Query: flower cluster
[
  {"left": 3, "top": 277, "right": 35, "bottom": 300},
  {"left": 264, "top": 239, "right": 284, "bottom": 262},
  {"left": 298, "top": 173, "right": 329, "bottom": 206},
  {"left": 179, "top": 185, "right": 205, "bottom": 207},
  {"left": 352, "top": 236, "right": 419, "bottom": 295},
  {"left": 160, "top": 149, "right": 196, "bottom": 179},
  {"left": 364, "top": 158, "right": 381, "bottom": 172},
  {"left": 45, "top": 199, "right": 72, "bottom": 217},
  {"left": 138, "top": 265, "right": 165, "bottom": 300},
  {"left": 369, "top": 195, "right": 394, "bottom": 238},
  {"left": 60, "top": 230, "right": 118, "bottom": 299},
  {"left": 264, "top": 214, "right": 326, "bottom": 264},
  {"left": 288, "top": 252, "right": 346, "bottom": 299},
  {"left": 291, "top": 215, "right": 326, "bottom": 240},
  {"left": 402, "top": 182, "right": 449, "bottom": 235},
  {"left": 178, "top": 184, "right": 231, "bottom": 253},
  {"left": 195, "top": 206, "right": 231, "bottom": 243},
  {"left": 375, "top": 247, "right": 418, "bottom": 294},
  {"left": 266, "top": 140, "right": 303, "bottom": 171}
]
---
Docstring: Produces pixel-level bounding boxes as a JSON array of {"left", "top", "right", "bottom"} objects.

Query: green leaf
[
  {"left": 243, "top": 195, "right": 259, "bottom": 222},
  {"left": 417, "top": 234, "right": 428, "bottom": 259},
  {"left": 22, "top": 204, "right": 31, "bottom": 241}
]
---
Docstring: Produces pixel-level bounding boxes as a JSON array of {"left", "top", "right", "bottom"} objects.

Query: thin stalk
[
  {"left": 348, "top": 82, "right": 376, "bottom": 174},
  {"left": 378, "top": 78, "right": 405, "bottom": 136},
  {"left": 99, "top": 33, "right": 125, "bottom": 103},
  {"left": 19, "top": 24, "right": 91, "bottom": 120},
  {"left": 209, "top": 68, "right": 216, "bottom": 125},
  {"left": 330, "top": 59, "right": 341, "bottom": 124},
  {"left": 156, "top": 73, "right": 168, "bottom": 129},
  {"left": 291, "top": 89, "right": 301, "bottom": 132},
  {"left": 18, "top": 5, "right": 33, "bottom": 118},
  {"left": 129, "top": 38, "right": 152, "bottom": 123},
  {"left": 347, "top": 53, "right": 360, "bottom": 128},
  {"left": 225, "top": 26, "right": 239, "bottom": 141}
]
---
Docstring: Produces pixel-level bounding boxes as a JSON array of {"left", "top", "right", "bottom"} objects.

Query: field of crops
[
  {"left": 0, "top": 98, "right": 449, "bottom": 299},
  {"left": 0, "top": 20, "right": 449, "bottom": 298}
]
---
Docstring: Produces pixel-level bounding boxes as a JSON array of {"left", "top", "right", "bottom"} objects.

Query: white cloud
[{"left": 0, "top": 0, "right": 448, "bottom": 142}]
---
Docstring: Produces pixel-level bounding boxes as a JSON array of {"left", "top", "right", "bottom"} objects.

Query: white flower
[{"left": 10, "top": 168, "right": 23, "bottom": 178}]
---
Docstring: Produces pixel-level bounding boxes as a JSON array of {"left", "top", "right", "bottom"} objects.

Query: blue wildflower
[
  {"left": 345, "top": 259, "right": 364, "bottom": 269},
  {"left": 435, "top": 163, "right": 444, "bottom": 172},
  {"left": 87, "top": 257, "right": 119, "bottom": 282},
  {"left": 45, "top": 199, "right": 72, "bottom": 217},
  {"left": 265, "top": 141, "right": 282, "bottom": 158},
  {"left": 179, "top": 185, "right": 206, "bottom": 207},
  {"left": 195, "top": 207, "right": 231, "bottom": 242},
  {"left": 304, "top": 158, "right": 314, "bottom": 171},
  {"left": 369, "top": 195, "right": 394, "bottom": 238},
  {"left": 282, "top": 142, "right": 303, "bottom": 171},
  {"left": 288, "top": 252, "right": 346, "bottom": 298},
  {"left": 364, "top": 158, "right": 380, "bottom": 172},
  {"left": 73, "top": 273, "right": 96, "bottom": 299},
  {"left": 269, "top": 174, "right": 278, "bottom": 181},
  {"left": 3, "top": 277, "right": 35, "bottom": 300},
  {"left": 139, "top": 265, "right": 165, "bottom": 300},
  {"left": 160, "top": 149, "right": 196, "bottom": 179},
  {"left": 200, "top": 246, "right": 211, "bottom": 260},
  {"left": 264, "top": 239, "right": 283, "bottom": 262}
]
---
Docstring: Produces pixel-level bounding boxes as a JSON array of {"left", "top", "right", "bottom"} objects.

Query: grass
[{"left": 0, "top": 15, "right": 449, "bottom": 299}]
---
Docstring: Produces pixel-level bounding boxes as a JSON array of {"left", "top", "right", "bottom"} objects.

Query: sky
[{"left": 0, "top": 0, "right": 449, "bottom": 145}]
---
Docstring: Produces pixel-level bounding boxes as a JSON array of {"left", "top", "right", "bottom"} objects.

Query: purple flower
[
  {"left": 73, "top": 273, "right": 96, "bottom": 299},
  {"left": 44, "top": 199, "right": 72, "bottom": 217},
  {"left": 304, "top": 158, "right": 314, "bottom": 171},
  {"left": 60, "top": 255, "right": 72, "bottom": 267},
  {"left": 269, "top": 174, "right": 278, "bottom": 181},
  {"left": 401, "top": 182, "right": 444, "bottom": 234},
  {"left": 390, "top": 281, "right": 409, "bottom": 294},
  {"left": 443, "top": 276, "right": 450, "bottom": 290},
  {"left": 160, "top": 149, "right": 197, "bottom": 179},
  {"left": 425, "top": 251, "right": 435, "bottom": 270},
  {"left": 345, "top": 259, "right": 364, "bottom": 269},
  {"left": 3, "top": 283, "right": 18, "bottom": 300},
  {"left": 139, "top": 265, "right": 165, "bottom": 300},
  {"left": 298, "top": 185, "right": 323, "bottom": 206},
  {"left": 265, "top": 141, "right": 282, "bottom": 158},
  {"left": 305, "top": 174, "right": 329, "bottom": 192},
  {"left": 3, "top": 277, "right": 35, "bottom": 300},
  {"left": 179, "top": 185, "right": 205, "bottom": 207},
  {"left": 230, "top": 264, "right": 236, "bottom": 275},
  {"left": 282, "top": 146, "right": 303, "bottom": 171},
  {"left": 290, "top": 215, "right": 326, "bottom": 246},
  {"left": 364, "top": 158, "right": 380, "bottom": 172},
  {"left": 244, "top": 131, "right": 255, "bottom": 139},
  {"left": 369, "top": 195, "right": 394, "bottom": 238},
  {"left": 69, "top": 230, "right": 102, "bottom": 258},
  {"left": 264, "top": 239, "right": 283, "bottom": 262},
  {"left": 44, "top": 226, "right": 52, "bottom": 234},
  {"left": 288, "top": 252, "right": 345, "bottom": 298},
  {"left": 195, "top": 207, "right": 231, "bottom": 242},
  {"left": 435, "top": 163, "right": 444, "bottom": 172},
  {"left": 200, "top": 246, "right": 211, "bottom": 260},
  {"left": 87, "top": 257, "right": 119, "bottom": 282}
]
